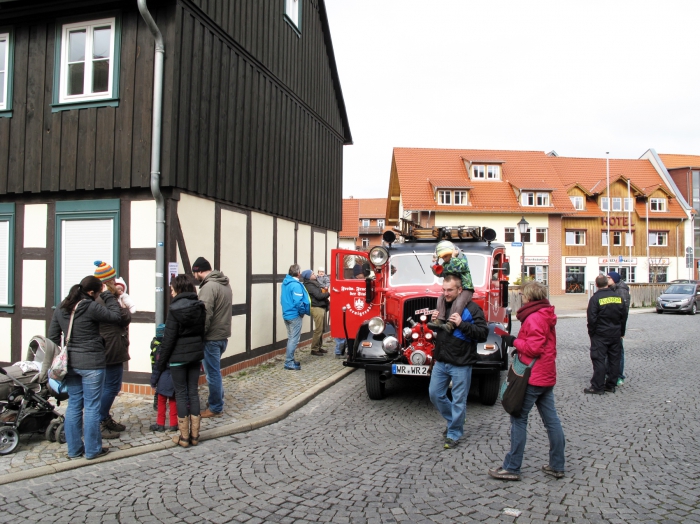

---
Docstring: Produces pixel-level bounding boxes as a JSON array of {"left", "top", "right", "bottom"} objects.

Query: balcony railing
[{"left": 359, "top": 226, "right": 384, "bottom": 235}]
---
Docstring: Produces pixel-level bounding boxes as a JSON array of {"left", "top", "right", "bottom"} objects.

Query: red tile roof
[
  {"left": 659, "top": 154, "right": 700, "bottom": 169},
  {"left": 339, "top": 199, "right": 359, "bottom": 238},
  {"left": 358, "top": 198, "right": 389, "bottom": 218}
]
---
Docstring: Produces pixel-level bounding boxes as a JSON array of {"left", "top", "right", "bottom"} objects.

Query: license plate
[
  {"left": 392, "top": 364, "right": 430, "bottom": 376},
  {"left": 664, "top": 303, "right": 678, "bottom": 308}
]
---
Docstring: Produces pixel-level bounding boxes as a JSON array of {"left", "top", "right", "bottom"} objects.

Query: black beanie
[{"left": 192, "top": 257, "right": 212, "bottom": 272}]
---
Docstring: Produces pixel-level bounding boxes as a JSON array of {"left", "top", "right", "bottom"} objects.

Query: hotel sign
[{"left": 598, "top": 257, "right": 637, "bottom": 265}]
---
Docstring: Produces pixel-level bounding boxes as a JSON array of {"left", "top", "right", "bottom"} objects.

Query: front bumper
[
  {"left": 343, "top": 359, "right": 503, "bottom": 375},
  {"left": 657, "top": 301, "right": 693, "bottom": 312}
]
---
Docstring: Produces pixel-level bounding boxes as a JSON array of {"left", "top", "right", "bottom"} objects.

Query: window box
[{"left": 0, "top": 203, "right": 15, "bottom": 312}]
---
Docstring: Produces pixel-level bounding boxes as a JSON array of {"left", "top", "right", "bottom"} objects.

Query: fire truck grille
[{"left": 402, "top": 297, "right": 438, "bottom": 324}]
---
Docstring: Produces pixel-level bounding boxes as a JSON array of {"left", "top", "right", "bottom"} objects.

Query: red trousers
[{"left": 157, "top": 394, "right": 178, "bottom": 426}]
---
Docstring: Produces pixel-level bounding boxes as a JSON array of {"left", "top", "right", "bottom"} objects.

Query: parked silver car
[{"left": 656, "top": 283, "right": 700, "bottom": 315}]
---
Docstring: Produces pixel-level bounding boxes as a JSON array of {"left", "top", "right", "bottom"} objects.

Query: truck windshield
[{"left": 389, "top": 253, "right": 486, "bottom": 288}]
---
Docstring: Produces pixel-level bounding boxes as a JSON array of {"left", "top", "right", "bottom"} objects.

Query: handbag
[
  {"left": 499, "top": 353, "right": 537, "bottom": 417},
  {"left": 49, "top": 301, "right": 83, "bottom": 382}
]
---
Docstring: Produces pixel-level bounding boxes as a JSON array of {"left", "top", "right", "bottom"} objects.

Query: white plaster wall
[
  {"left": 297, "top": 224, "right": 311, "bottom": 272},
  {"left": 275, "top": 282, "right": 287, "bottom": 342},
  {"left": 302, "top": 314, "right": 310, "bottom": 333},
  {"left": 23, "top": 204, "right": 47, "bottom": 248},
  {"left": 313, "top": 232, "right": 326, "bottom": 272},
  {"left": 277, "top": 219, "right": 296, "bottom": 275},
  {"left": 327, "top": 231, "right": 338, "bottom": 269},
  {"left": 176, "top": 242, "right": 184, "bottom": 274},
  {"left": 22, "top": 260, "right": 46, "bottom": 308},
  {"left": 128, "top": 260, "right": 156, "bottom": 312},
  {"left": 251, "top": 284, "right": 273, "bottom": 349},
  {"left": 223, "top": 315, "right": 246, "bottom": 358},
  {"left": 338, "top": 238, "right": 356, "bottom": 250},
  {"left": 0, "top": 317, "right": 11, "bottom": 362},
  {"left": 178, "top": 193, "right": 215, "bottom": 266},
  {"left": 220, "top": 210, "right": 247, "bottom": 303},
  {"left": 251, "top": 212, "right": 273, "bottom": 274},
  {"left": 128, "top": 322, "right": 156, "bottom": 373},
  {"left": 130, "top": 200, "right": 156, "bottom": 249},
  {"left": 22, "top": 319, "right": 45, "bottom": 357}
]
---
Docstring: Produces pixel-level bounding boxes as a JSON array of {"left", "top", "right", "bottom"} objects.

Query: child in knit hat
[
  {"left": 115, "top": 277, "right": 137, "bottom": 313},
  {"left": 430, "top": 240, "right": 474, "bottom": 334}
]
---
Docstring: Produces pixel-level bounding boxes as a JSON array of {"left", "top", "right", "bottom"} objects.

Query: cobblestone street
[{"left": 1, "top": 313, "right": 699, "bottom": 523}]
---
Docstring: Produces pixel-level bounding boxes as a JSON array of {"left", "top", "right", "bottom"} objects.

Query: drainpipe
[{"left": 137, "top": 0, "right": 166, "bottom": 327}]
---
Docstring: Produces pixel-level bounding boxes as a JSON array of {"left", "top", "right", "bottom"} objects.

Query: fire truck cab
[{"left": 330, "top": 222, "right": 511, "bottom": 404}]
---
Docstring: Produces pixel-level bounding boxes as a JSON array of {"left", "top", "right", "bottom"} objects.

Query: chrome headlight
[
  {"left": 368, "top": 317, "right": 385, "bottom": 335},
  {"left": 410, "top": 350, "right": 427, "bottom": 365},
  {"left": 369, "top": 246, "right": 389, "bottom": 267},
  {"left": 382, "top": 336, "right": 399, "bottom": 354},
  {"left": 403, "top": 327, "right": 412, "bottom": 339}
]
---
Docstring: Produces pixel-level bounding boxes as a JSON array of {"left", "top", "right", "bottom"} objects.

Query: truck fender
[
  {"left": 354, "top": 322, "right": 398, "bottom": 360},
  {"left": 476, "top": 322, "right": 509, "bottom": 370}
]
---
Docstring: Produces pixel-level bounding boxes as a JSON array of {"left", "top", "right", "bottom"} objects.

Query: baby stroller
[{"left": 0, "top": 336, "right": 68, "bottom": 455}]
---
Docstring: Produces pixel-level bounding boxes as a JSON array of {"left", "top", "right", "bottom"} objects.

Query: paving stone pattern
[
  {"left": 0, "top": 339, "right": 343, "bottom": 476},
  {"left": 2, "top": 314, "right": 700, "bottom": 523}
]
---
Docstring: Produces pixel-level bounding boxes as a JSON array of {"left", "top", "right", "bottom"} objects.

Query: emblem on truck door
[{"left": 354, "top": 298, "right": 365, "bottom": 311}]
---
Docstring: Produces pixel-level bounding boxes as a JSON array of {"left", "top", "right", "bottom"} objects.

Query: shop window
[
  {"left": 536, "top": 228, "right": 547, "bottom": 243},
  {"left": 648, "top": 266, "right": 667, "bottom": 283},
  {"left": 55, "top": 200, "right": 120, "bottom": 304},
  {"left": 650, "top": 198, "right": 666, "bottom": 212},
  {"left": 566, "top": 230, "right": 585, "bottom": 246},
  {"left": 570, "top": 196, "right": 584, "bottom": 210},
  {"left": 504, "top": 227, "right": 514, "bottom": 243},
  {"left": 565, "top": 266, "right": 585, "bottom": 293},
  {"left": 524, "top": 265, "right": 548, "bottom": 285},
  {"left": 0, "top": 203, "right": 15, "bottom": 311},
  {"left": 649, "top": 231, "right": 668, "bottom": 246},
  {"left": 599, "top": 266, "right": 636, "bottom": 283}
]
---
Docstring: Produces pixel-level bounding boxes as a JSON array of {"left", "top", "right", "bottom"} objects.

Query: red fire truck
[{"left": 330, "top": 223, "right": 511, "bottom": 404}]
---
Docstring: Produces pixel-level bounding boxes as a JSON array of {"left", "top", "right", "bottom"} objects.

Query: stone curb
[{"left": 0, "top": 366, "right": 356, "bottom": 486}]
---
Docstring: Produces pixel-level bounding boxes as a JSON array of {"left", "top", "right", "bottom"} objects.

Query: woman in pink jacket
[{"left": 488, "top": 281, "right": 566, "bottom": 481}]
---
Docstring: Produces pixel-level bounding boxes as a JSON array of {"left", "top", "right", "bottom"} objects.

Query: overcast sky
[{"left": 324, "top": 0, "right": 700, "bottom": 199}]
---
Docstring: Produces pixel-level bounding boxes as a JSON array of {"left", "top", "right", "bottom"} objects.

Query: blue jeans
[
  {"left": 334, "top": 338, "right": 346, "bottom": 356},
  {"left": 429, "top": 361, "right": 472, "bottom": 441},
  {"left": 284, "top": 317, "right": 303, "bottom": 367},
  {"left": 99, "top": 363, "right": 124, "bottom": 422},
  {"left": 502, "top": 385, "right": 566, "bottom": 474},
  {"left": 64, "top": 367, "right": 105, "bottom": 459},
  {"left": 203, "top": 340, "right": 227, "bottom": 413}
]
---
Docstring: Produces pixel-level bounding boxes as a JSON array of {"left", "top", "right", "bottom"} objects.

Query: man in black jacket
[
  {"left": 607, "top": 271, "right": 630, "bottom": 386},
  {"left": 302, "top": 270, "right": 330, "bottom": 356},
  {"left": 428, "top": 275, "right": 488, "bottom": 449},
  {"left": 585, "top": 274, "right": 628, "bottom": 395}
]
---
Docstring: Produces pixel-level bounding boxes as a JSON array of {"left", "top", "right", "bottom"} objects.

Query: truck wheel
[
  {"left": 479, "top": 372, "right": 500, "bottom": 406},
  {"left": 365, "top": 370, "right": 385, "bottom": 400}
]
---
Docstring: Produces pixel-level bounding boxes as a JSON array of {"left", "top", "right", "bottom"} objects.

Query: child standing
[
  {"left": 150, "top": 339, "right": 178, "bottom": 432},
  {"left": 431, "top": 240, "right": 475, "bottom": 333}
]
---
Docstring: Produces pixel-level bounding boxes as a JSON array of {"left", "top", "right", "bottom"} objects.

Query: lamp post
[{"left": 517, "top": 216, "right": 529, "bottom": 286}]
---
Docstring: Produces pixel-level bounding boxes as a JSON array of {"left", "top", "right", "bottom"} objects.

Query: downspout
[{"left": 137, "top": 0, "right": 166, "bottom": 327}]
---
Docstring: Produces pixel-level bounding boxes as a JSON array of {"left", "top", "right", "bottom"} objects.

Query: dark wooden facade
[{"left": 0, "top": 0, "right": 351, "bottom": 231}]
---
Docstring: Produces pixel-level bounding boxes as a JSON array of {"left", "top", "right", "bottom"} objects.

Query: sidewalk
[
  {"left": 0, "top": 338, "right": 351, "bottom": 484},
  {"left": 548, "top": 293, "right": 655, "bottom": 318}
]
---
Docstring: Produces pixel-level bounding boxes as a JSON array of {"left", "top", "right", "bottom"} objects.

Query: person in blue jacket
[{"left": 281, "top": 264, "right": 311, "bottom": 370}]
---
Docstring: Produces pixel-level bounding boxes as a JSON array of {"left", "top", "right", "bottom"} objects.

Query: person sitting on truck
[
  {"left": 429, "top": 274, "right": 488, "bottom": 450},
  {"left": 431, "top": 240, "right": 474, "bottom": 334}
]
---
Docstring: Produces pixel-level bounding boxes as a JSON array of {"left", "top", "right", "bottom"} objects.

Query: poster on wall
[{"left": 168, "top": 262, "right": 178, "bottom": 285}]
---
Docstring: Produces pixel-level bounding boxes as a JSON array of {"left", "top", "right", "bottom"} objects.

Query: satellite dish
[
  {"left": 483, "top": 228, "right": 497, "bottom": 242},
  {"left": 383, "top": 230, "right": 397, "bottom": 245}
]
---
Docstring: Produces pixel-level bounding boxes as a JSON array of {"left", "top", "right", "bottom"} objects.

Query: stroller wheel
[
  {"left": 56, "top": 423, "right": 66, "bottom": 444},
  {"left": 45, "top": 420, "right": 61, "bottom": 442},
  {"left": 0, "top": 427, "right": 20, "bottom": 455}
]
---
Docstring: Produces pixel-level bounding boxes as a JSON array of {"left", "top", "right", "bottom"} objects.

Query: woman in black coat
[{"left": 157, "top": 275, "right": 206, "bottom": 447}]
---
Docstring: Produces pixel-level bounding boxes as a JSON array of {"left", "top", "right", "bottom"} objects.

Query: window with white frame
[
  {"left": 625, "top": 232, "right": 634, "bottom": 246},
  {"left": 361, "top": 238, "right": 369, "bottom": 248},
  {"left": 648, "top": 231, "right": 667, "bottom": 246},
  {"left": 0, "top": 204, "right": 14, "bottom": 309},
  {"left": 0, "top": 32, "right": 11, "bottom": 111},
  {"left": 454, "top": 190, "right": 467, "bottom": 205},
  {"left": 624, "top": 198, "right": 634, "bottom": 212},
  {"left": 521, "top": 227, "right": 531, "bottom": 243},
  {"left": 285, "top": 0, "right": 301, "bottom": 30},
  {"left": 59, "top": 18, "right": 116, "bottom": 104},
  {"left": 438, "top": 190, "right": 451, "bottom": 205},
  {"left": 600, "top": 197, "right": 609, "bottom": 211},
  {"left": 362, "top": 219, "right": 370, "bottom": 228},
  {"left": 612, "top": 197, "right": 622, "bottom": 211},
  {"left": 650, "top": 198, "right": 667, "bottom": 212},
  {"left": 487, "top": 165, "right": 500, "bottom": 179},
  {"left": 504, "top": 227, "right": 515, "bottom": 243},
  {"left": 536, "top": 192, "right": 549, "bottom": 206},
  {"left": 377, "top": 219, "right": 385, "bottom": 229},
  {"left": 566, "top": 230, "right": 586, "bottom": 245},
  {"left": 602, "top": 231, "right": 608, "bottom": 247},
  {"left": 613, "top": 231, "right": 622, "bottom": 246},
  {"left": 536, "top": 228, "right": 547, "bottom": 243},
  {"left": 570, "top": 196, "right": 584, "bottom": 210},
  {"left": 521, "top": 192, "right": 534, "bottom": 206},
  {"left": 472, "top": 165, "right": 485, "bottom": 179}
]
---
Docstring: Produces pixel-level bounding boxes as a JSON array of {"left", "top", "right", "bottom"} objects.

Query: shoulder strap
[{"left": 65, "top": 300, "right": 85, "bottom": 344}]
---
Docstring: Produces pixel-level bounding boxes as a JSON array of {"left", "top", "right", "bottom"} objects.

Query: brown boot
[
  {"left": 190, "top": 414, "right": 202, "bottom": 446},
  {"left": 172, "top": 417, "right": 190, "bottom": 448}
]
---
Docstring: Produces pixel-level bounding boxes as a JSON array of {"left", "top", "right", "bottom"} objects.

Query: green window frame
[
  {"left": 52, "top": 13, "right": 121, "bottom": 112},
  {"left": 0, "top": 27, "right": 15, "bottom": 118},
  {"left": 54, "top": 199, "right": 120, "bottom": 306},
  {"left": 0, "top": 203, "right": 15, "bottom": 312},
  {"left": 284, "top": 0, "right": 302, "bottom": 35}
]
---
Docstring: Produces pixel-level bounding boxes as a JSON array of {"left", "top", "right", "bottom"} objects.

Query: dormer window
[
  {"left": 650, "top": 198, "right": 667, "bottom": 212},
  {"left": 521, "top": 191, "right": 550, "bottom": 207},
  {"left": 437, "top": 189, "right": 468, "bottom": 206},
  {"left": 454, "top": 191, "right": 467, "bottom": 204},
  {"left": 472, "top": 165, "right": 485, "bottom": 179},
  {"left": 487, "top": 165, "right": 500, "bottom": 179},
  {"left": 438, "top": 190, "right": 451, "bottom": 205},
  {"left": 470, "top": 164, "right": 500, "bottom": 180},
  {"left": 570, "top": 196, "right": 584, "bottom": 210}
]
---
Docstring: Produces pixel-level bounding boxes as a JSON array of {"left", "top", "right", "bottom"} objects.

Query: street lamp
[{"left": 517, "top": 216, "right": 529, "bottom": 286}]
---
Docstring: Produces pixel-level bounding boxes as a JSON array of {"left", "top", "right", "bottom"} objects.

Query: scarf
[{"left": 516, "top": 298, "right": 551, "bottom": 323}]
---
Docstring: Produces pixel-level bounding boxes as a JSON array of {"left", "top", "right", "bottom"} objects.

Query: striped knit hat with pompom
[{"left": 94, "top": 260, "right": 116, "bottom": 282}]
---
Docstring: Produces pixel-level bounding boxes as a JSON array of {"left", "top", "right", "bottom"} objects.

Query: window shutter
[
  {"left": 0, "top": 221, "right": 8, "bottom": 304},
  {"left": 61, "top": 219, "right": 113, "bottom": 299}
]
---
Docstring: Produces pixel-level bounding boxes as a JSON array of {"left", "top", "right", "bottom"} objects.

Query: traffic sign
[
  {"left": 618, "top": 255, "right": 623, "bottom": 263},
  {"left": 511, "top": 242, "right": 523, "bottom": 247}
]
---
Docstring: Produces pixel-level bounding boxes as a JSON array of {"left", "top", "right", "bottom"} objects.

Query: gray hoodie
[{"left": 197, "top": 270, "right": 233, "bottom": 340}]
